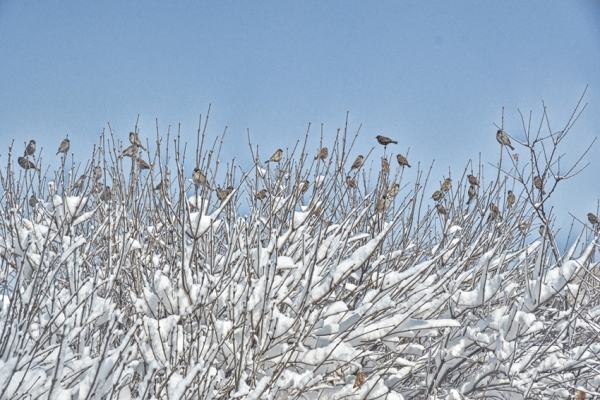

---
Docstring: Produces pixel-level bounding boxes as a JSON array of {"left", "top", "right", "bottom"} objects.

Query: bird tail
[
  {"left": 392, "top": 140, "right": 398, "bottom": 144},
  {"left": 509, "top": 144, "right": 515, "bottom": 150}
]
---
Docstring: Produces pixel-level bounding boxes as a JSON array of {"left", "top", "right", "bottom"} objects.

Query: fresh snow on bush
[{"left": 0, "top": 104, "right": 599, "bottom": 399}]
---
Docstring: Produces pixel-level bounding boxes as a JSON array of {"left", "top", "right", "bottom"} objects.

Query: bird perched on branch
[
  {"left": 129, "top": 132, "right": 146, "bottom": 151},
  {"left": 136, "top": 158, "right": 150, "bottom": 170},
  {"left": 265, "top": 149, "right": 283, "bottom": 163},
  {"left": 490, "top": 203, "right": 502, "bottom": 220},
  {"left": 376, "top": 135, "right": 398, "bottom": 146},
  {"left": 314, "top": 147, "right": 328, "bottom": 161},
  {"left": 436, "top": 203, "right": 447, "bottom": 215},
  {"left": 496, "top": 129, "right": 515, "bottom": 150},
  {"left": 533, "top": 176, "right": 545, "bottom": 194},
  {"left": 57, "top": 138, "right": 70, "bottom": 156},
  {"left": 25, "top": 140, "right": 36, "bottom": 156},
  {"left": 507, "top": 190, "right": 515, "bottom": 208},
  {"left": 299, "top": 180, "right": 310, "bottom": 194},
  {"left": 387, "top": 183, "right": 399, "bottom": 198},
  {"left": 346, "top": 175, "right": 358, "bottom": 189},
  {"left": 374, "top": 197, "right": 386, "bottom": 213},
  {"left": 518, "top": 221, "right": 528, "bottom": 234},
  {"left": 588, "top": 213, "right": 598, "bottom": 225},
  {"left": 467, "top": 185, "right": 477, "bottom": 205},
  {"left": 73, "top": 174, "right": 86, "bottom": 190},
  {"left": 121, "top": 144, "right": 139, "bottom": 158},
  {"left": 350, "top": 155, "right": 364, "bottom": 170},
  {"left": 93, "top": 166, "right": 102, "bottom": 182},
  {"left": 154, "top": 178, "right": 169, "bottom": 192},
  {"left": 18, "top": 156, "right": 39, "bottom": 171},
  {"left": 100, "top": 186, "right": 111, "bottom": 201},
  {"left": 192, "top": 167, "right": 210, "bottom": 188},
  {"left": 216, "top": 185, "right": 234, "bottom": 201},
  {"left": 255, "top": 189, "right": 267, "bottom": 200},
  {"left": 539, "top": 224, "right": 546, "bottom": 237},
  {"left": 396, "top": 154, "right": 411, "bottom": 168},
  {"left": 92, "top": 182, "right": 103, "bottom": 195},
  {"left": 432, "top": 190, "right": 443, "bottom": 201},
  {"left": 441, "top": 178, "right": 452, "bottom": 192},
  {"left": 29, "top": 194, "right": 38, "bottom": 208},
  {"left": 381, "top": 158, "right": 390, "bottom": 173},
  {"left": 468, "top": 174, "right": 479, "bottom": 187}
]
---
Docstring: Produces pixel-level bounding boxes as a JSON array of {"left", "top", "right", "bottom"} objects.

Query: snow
[{"left": 2, "top": 138, "right": 599, "bottom": 400}]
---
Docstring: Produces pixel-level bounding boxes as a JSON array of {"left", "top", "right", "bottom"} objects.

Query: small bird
[
  {"left": 299, "top": 180, "right": 310, "bottom": 194},
  {"left": 487, "top": 211, "right": 498, "bottom": 224},
  {"left": 216, "top": 186, "right": 228, "bottom": 201},
  {"left": 539, "top": 224, "right": 546, "bottom": 237},
  {"left": 396, "top": 154, "right": 411, "bottom": 168},
  {"left": 381, "top": 158, "right": 390, "bottom": 173},
  {"left": 217, "top": 185, "right": 234, "bottom": 200},
  {"left": 92, "top": 182, "right": 103, "bottom": 195},
  {"left": 374, "top": 197, "right": 386, "bottom": 213},
  {"left": 588, "top": 213, "right": 599, "bottom": 225},
  {"left": 93, "top": 166, "right": 102, "bottom": 182},
  {"left": 441, "top": 178, "right": 452, "bottom": 192},
  {"left": 490, "top": 203, "right": 502, "bottom": 220},
  {"left": 436, "top": 203, "right": 447, "bottom": 215},
  {"left": 432, "top": 190, "right": 443, "bottom": 201},
  {"left": 496, "top": 129, "right": 515, "bottom": 150},
  {"left": 387, "top": 183, "right": 399, "bottom": 198},
  {"left": 507, "top": 190, "right": 515, "bottom": 208},
  {"left": 255, "top": 189, "right": 267, "bottom": 200},
  {"left": 100, "top": 186, "right": 111, "bottom": 201},
  {"left": 376, "top": 135, "right": 398, "bottom": 146},
  {"left": 129, "top": 132, "right": 146, "bottom": 151},
  {"left": 467, "top": 174, "right": 479, "bottom": 187},
  {"left": 533, "top": 176, "right": 545, "bottom": 194},
  {"left": 121, "top": 144, "right": 139, "bottom": 158},
  {"left": 265, "top": 149, "right": 283, "bottom": 164},
  {"left": 29, "top": 194, "right": 38, "bottom": 208},
  {"left": 346, "top": 175, "right": 358, "bottom": 189},
  {"left": 192, "top": 167, "right": 210, "bottom": 188},
  {"left": 518, "top": 221, "right": 528, "bottom": 234},
  {"left": 25, "top": 140, "right": 36, "bottom": 156},
  {"left": 513, "top": 154, "right": 519, "bottom": 162},
  {"left": 57, "top": 138, "right": 70, "bottom": 155},
  {"left": 136, "top": 158, "right": 150, "bottom": 170},
  {"left": 18, "top": 156, "right": 39, "bottom": 171},
  {"left": 467, "top": 185, "right": 477, "bottom": 205},
  {"left": 154, "top": 178, "right": 169, "bottom": 191},
  {"left": 73, "top": 174, "right": 86, "bottom": 190},
  {"left": 350, "top": 155, "right": 364, "bottom": 170},
  {"left": 314, "top": 147, "right": 328, "bottom": 161}
]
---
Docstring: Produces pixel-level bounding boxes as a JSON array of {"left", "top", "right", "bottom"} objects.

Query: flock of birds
[{"left": 15, "top": 129, "right": 599, "bottom": 231}]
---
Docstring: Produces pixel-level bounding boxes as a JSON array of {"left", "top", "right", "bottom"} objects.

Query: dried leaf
[{"left": 353, "top": 371, "right": 365, "bottom": 388}]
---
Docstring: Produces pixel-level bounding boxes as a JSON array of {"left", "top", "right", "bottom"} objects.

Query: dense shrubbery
[{"left": 0, "top": 103, "right": 598, "bottom": 399}]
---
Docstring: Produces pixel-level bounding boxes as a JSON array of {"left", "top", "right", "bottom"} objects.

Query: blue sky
[{"left": 1, "top": 1, "right": 599, "bottom": 232}]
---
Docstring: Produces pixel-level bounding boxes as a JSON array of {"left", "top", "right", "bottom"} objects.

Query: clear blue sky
[{"left": 1, "top": 1, "right": 599, "bottom": 231}]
